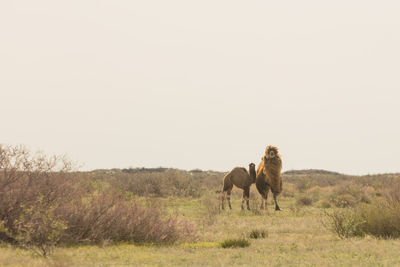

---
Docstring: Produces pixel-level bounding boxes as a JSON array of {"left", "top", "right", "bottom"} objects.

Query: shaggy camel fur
[
  {"left": 221, "top": 163, "right": 256, "bottom": 210},
  {"left": 256, "top": 146, "right": 282, "bottom": 211}
]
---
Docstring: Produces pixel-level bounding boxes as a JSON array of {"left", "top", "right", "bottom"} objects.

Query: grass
[
  {"left": 3, "top": 196, "right": 400, "bottom": 266},
  {"left": 249, "top": 229, "right": 268, "bottom": 239},
  {"left": 220, "top": 238, "right": 250, "bottom": 248}
]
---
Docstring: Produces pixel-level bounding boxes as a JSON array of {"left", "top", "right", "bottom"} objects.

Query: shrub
[
  {"left": 0, "top": 145, "right": 76, "bottom": 256},
  {"left": 329, "top": 182, "right": 374, "bottom": 208},
  {"left": 220, "top": 238, "right": 250, "bottom": 248},
  {"left": 324, "top": 209, "right": 365, "bottom": 238},
  {"left": 384, "top": 182, "right": 400, "bottom": 205},
  {"left": 58, "top": 192, "right": 197, "bottom": 245},
  {"left": 318, "top": 199, "right": 331, "bottom": 209},
  {"left": 249, "top": 229, "right": 268, "bottom": 239},
  {"left": 325, "top": 200, "right": 400, "bottom": 239},
  {"left": 296, "top": 195, "right": 313, "bottom": 206},
  {"left": 201, "top": 196, "right": 220, "bottom": 226},
  {"left": 88, "top": 168, "right": 223, "bottom": 198},
  {"left": 14, "top": 200, "right": 67, "bottom": 257},
  {"left": 330, "top": 194, "right": 357, "bottom": 208},
  {"left": 0, "top": 145, "right": 197, "bottom": 256},
  {"left": 295, "top": 176, "right": 316, "bottom": 192}
]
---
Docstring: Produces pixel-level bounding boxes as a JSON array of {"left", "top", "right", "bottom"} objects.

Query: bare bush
[
  {"left": 61, "top": 193, "right": 196, "bottom": 244},
  {"left": 0, "top": 145, "right": 197, "bottom": 256}
]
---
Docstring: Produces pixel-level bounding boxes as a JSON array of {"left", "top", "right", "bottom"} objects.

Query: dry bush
[
  {"left": 88, "top": 169, "right": 221, "bottom": 198},
  {"left": 284, "top": 173, "right": 349, "bottom": 189},
  {"left": 318, "top": 199, "right": 331, "bottom": 209},
  {"left": 306, "top": 186, "right": 324, "bottom": 202},
  {"left": 330, "top": 194, "right": 358, "bottom": 208},
  {"left": 0, "top": 145, "right": 197, "bottom": 256},
  {"left": 0, "top": 145, "right": 76, "bottom": 256},
  {"left": 325, "top": 182, "right": 400, "bottom": 239},
  {"left": 201, "top": 195, "right": 221, "bottom": 226},
  {"left": 329, "top": 182, "right": 372, "bottom": 208},
  {"left": 325, "top": 201, "right": 400, "bottom": 239},
  {"left": 384, "top": 181, "right": 400, "bottom": 205},
  {"left": 295, "top": 176, "right": 316, "bottom": 192},
  {"left": 296, "top": 195, "right": 313, "bottom": 206},
  {"left": 323, "top": 209, "right": 365, "bottom": 238},
  {"left": 60, "top": 191, "right": 196, "bottom": 245}
]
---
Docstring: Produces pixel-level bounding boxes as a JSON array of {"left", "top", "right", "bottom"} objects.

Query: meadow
[{"left": 1, "top": 146, "right": 400, "bottom": 266}]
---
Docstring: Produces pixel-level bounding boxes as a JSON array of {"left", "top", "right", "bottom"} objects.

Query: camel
[
  {"left": 256, "top": 145, "right": 283, "bottom": 211},
  {"left": 221, "top": 163, "right": 256, "bottom": 210}
]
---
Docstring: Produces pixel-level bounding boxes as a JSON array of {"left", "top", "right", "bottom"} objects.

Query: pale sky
[{"left": 1, "top": 1, "right": 400, "bottom": 175}]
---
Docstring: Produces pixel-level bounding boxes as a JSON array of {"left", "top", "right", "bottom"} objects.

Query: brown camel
[
  {"left": 256, "top": 146, "right": 283, "bottom": 211},
  {"left": 221, "top": 163, "right": 256, "bottom": 210}
]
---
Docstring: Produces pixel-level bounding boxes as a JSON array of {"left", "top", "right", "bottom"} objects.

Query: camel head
[
  {"left": 249, "top": 162, "right": 255, "bottom": 170},
  {"left": 265, "top": 145, "right": 279, "bottom": 159}
]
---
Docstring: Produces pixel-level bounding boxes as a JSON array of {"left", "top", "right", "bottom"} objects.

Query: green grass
[
  {"left": 2, "top": 195, "right": 400, "bottom": 266},
  {"left": 220, "top": 238, "right": 250, "bottom": 248}
]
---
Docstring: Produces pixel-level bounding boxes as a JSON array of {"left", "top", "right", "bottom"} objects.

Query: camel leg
[
  {"left": 227, "top": 189, "right": 232, "bottom": 210},
  {"left": 221, "top": 191, "right": 226, "bottom": 210},
  {"left": 242, "top": 187, "right": 250, "bottom": 210},
  {"left": 273, "top": 193, "right": 281, "bottom": 211},
  {"left": 222, "top": 178, "right": 233, "bottom": 210},
  {"left": 260, "top": 191, "right": 269, "bottom": 212}
]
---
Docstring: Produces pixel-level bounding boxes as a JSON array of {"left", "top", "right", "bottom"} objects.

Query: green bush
[
  {"left": 15, "top": 200, "right": 67, "bottom": 257},
  {"left": 220, "top": 238, "right": 250, "bottom": 248}
]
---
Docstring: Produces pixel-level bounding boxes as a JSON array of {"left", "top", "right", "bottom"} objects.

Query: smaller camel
[{"left": 221, "top": 163, "right": 256, "bottom": 210}]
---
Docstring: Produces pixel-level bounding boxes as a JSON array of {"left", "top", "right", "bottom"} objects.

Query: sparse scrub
[
  {"left": 282, "top": 183, "right": 296, "bottom": 198},
  {"left": 88, "top": 168, "right": 224, "bottom": 198},
  {"left": 324, "top": 209, "right": 365, "bottom": 238},
  {"left": 201, "top": 196, "right": 220, "bottom": 226},
  {"left": 306, "top": 186, "right": 323, "bottom": 202},
  {"left": 318, "top": 199, "right": 331, "bottom": 209},
  {"left": 0, "top": 145, "right": 76, "bottom": 256},
  {"left": 220, "top": 238, "right": 250, "bottom": 248},
  {"left": 330, "top": 194, "right": 358, "bottom": 208},
  {"left": 296, "top": 195, "right": 313, "bottom": 206},
  {"left": 329, "top": 182, "right": 372, "bottom": 208},
  {"left": 325, "top": 193, "right": 400, "bottom": 239},
  {"left": 289, "top": 204, "right": 303, "bottom": 216},
  {"left": 295, "top": 176, "right": 316, "bottom": 192},
  {"left": 0, "top": 145, "right": 197, "bottom": 256}
]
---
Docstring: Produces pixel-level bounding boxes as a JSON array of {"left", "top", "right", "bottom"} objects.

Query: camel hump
[{"left": 226, "top": 167, "right": 251, "bottom": 189}]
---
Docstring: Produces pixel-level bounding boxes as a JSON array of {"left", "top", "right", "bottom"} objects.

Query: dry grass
[{"left": 3, "top": 198, "right": 400, "bottom": 266}]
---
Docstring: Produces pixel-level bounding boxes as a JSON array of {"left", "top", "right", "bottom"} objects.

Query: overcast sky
[{"left": 1, "top": 1, "right": 400, "bottom": 174}]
